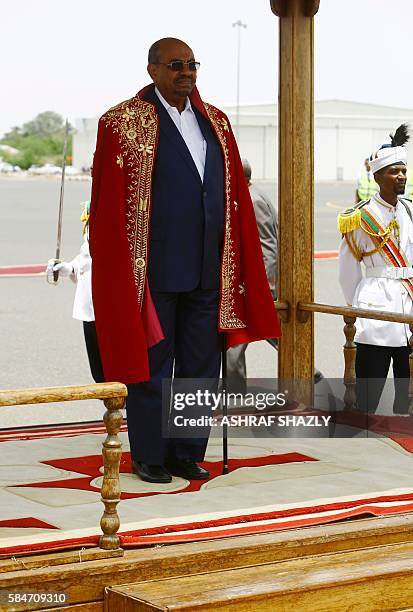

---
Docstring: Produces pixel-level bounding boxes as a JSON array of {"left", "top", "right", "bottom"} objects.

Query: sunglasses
[{"left": 155, "top": 60, "right": 200, "bottom": 72}]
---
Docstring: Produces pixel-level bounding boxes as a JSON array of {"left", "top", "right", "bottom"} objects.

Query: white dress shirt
[
  {"left": 155, "top": 87, "right": 206, "bottom": 181},
  {"left": 338, "top": 193, "right": 413, "bottom": 346}
]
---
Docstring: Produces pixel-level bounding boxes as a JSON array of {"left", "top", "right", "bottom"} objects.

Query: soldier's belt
[{"left": 366, "top": 266, "right": 413, "bottom": 280}]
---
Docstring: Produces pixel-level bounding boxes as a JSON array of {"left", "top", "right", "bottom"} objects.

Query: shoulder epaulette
[
  {"left": 337, "top": 199, "right": 369, "bottom": 234},
  {"left": 80, "top": 200, "right": 90, "bottom": 234}
]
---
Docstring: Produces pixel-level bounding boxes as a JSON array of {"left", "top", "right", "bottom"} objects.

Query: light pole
[{"left": 232, "top": 19, "right": 247, "bottom": 143}]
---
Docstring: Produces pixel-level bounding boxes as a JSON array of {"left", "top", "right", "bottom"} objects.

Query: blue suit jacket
[{"left": 144, "top": 89, "right": 225, "bottom": 292}]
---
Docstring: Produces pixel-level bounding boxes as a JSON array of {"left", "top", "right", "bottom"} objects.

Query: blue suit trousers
[{"left": 126, "top": 288, "right": 222, "bottom": 465}]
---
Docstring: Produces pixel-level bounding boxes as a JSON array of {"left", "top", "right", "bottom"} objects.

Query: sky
[{"left": 2, "top": 0, "right": 413, "bottom": 137}]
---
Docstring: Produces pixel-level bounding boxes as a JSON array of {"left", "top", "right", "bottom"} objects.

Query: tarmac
[{"left": 0, "top": 176, "right": 354, "bottom": 427}]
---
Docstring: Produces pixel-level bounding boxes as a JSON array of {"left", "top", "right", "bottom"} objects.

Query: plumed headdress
[{"left": 369, "top": 124, "right": 409, "bottom": 174}]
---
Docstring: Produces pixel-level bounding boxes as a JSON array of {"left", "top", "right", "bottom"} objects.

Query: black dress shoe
[
  {"left": 165, "top": 459, "right": 210, "bottom": 480},
  {"left": 132, "top": 461, "right": 172, "bottom": 484}
]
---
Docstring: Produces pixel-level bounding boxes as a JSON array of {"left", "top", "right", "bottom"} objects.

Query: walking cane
[{"left": 222, "top": 337, "right": 229, "bottom": 474}]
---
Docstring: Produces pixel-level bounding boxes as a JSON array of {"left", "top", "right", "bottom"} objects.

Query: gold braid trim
[
  {"left": 360, "top": 219, "right": 400, "bottom": 259},
  {"left": 100, "top": 96, "right": 158, "bottom": 309},
  {"left": 344, "top": 234, "right": 363, "bottom": 262},
  {"left": 204, "top": 103, "right": 245, "bottom": 330},
  {"left": 343, "top": 204, "right": 400, "bottom": 261},
  {"left": 362, "top": 218, "right": 399, "bottom": 239}
]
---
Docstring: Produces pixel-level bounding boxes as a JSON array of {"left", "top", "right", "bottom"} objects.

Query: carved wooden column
[
  {"left": 343, "top": 316, "right": 357, "bottom": 411},
  {"left": 99, "top": 395, "right": 124, "bottom": 550},
  {"left": 409, "top": 324, "right": 413, "bottom": 415},
  {"left": 270, "top": 0, "right": 319, "bottom": 384}
]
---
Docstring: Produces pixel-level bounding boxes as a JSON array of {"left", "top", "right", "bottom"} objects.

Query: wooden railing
[
  {"left": 0, "top": 382, "right": 127, "bottom": 550},
  {"left": 275, "top": 300, "right": 413, "bottom": 413}
]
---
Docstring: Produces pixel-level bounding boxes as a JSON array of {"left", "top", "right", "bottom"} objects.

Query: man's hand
[{"left": 46, "top": 260, "right": 74, "bottom": 277}]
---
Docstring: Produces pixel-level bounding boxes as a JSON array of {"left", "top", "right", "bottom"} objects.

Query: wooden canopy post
[{"left": 270, "top": 0, "right": 319, "bottom": 386}]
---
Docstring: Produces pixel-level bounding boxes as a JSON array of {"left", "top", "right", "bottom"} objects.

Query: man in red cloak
[{"left": 90, "top": 37, "right": 281, "bottom": 484}]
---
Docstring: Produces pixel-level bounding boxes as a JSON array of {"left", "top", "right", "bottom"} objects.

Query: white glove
[{"left": 46, "top": 260, "right": 74, "bottom": 277}]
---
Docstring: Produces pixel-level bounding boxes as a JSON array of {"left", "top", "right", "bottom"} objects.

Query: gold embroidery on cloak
[
  {"left": 204, "top": 103, "right": 245, "bottom": 330},
  {"left": 100, "top": 96, "right": 158, "bottom": 308}
]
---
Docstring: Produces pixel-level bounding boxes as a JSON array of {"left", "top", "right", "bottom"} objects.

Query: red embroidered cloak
[{"left": 89, "top": 84, "right": 281, "bottom": 384}]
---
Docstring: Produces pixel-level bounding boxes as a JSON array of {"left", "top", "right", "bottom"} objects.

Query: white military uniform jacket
[
  {"left": 69, "top": 233, "right": 94, "bottom": 322},
  {"left": 338, "top": 192, "right": 413, "bottom": 346}
]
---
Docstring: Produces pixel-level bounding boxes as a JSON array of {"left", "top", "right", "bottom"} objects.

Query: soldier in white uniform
[
  {"left": 47, "top": 202, "right": 104, "bottom": 383},
  {"left": 338, "top": 124, "right": 413, "bottom": 414}
]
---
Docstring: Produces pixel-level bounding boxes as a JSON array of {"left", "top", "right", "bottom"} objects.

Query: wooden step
[
  {"left": 3, "top": 514, "right": 413, "bottom": 610},
  {"left": 106, "top": 541, "right": 413, "bottom": 611}
]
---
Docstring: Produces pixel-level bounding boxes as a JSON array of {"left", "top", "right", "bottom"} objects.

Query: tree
[
  {"left": 22, "top": 111, "right": 65, "bottom": 137},
  {"left": 1, "top": 112, "right": 73, "bottom": 169}
]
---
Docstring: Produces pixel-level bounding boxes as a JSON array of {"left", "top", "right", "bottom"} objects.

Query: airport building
[{"left": 73, "top": 100, "right": 413, "bottom": 180}]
